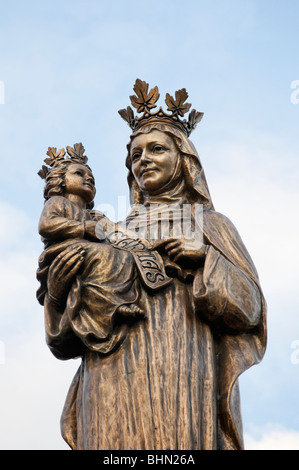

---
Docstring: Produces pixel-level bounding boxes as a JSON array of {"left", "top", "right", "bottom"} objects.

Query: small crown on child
[
  {"left": 38, "top": 143, "right": 88, "bottom": 180},
  {"left": 118, "top": 79, "right": 204, "bottom": 137}
]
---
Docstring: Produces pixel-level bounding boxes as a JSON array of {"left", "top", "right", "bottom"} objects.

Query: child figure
[{"left": 37, "top": 144, "right": 143, "bottom": 357}]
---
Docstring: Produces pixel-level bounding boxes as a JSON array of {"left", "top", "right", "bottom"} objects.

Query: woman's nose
[{"left": 140, "top": 149, "right": 151, "bottom": 164}]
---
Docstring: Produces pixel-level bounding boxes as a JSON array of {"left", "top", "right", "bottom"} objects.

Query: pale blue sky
[{"left": 0, "top": 0, "right": 299, "bottom": 449}]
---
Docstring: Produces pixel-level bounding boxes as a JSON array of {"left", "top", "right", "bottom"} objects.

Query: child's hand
[
  {"left": 89, "top": 210, "right": 106, "bottom": 221},
  {"left": 84, "top": 220, "right": 99, "bottom": 241}
]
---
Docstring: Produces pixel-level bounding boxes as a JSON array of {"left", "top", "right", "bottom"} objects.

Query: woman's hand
[
  {"left": 47, "top": 244, "right": 85, "bottom": 307},
  {"left": 154, "top": 238, "right": 208, "bottom": 267}
]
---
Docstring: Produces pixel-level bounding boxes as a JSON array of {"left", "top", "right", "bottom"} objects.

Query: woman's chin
[{"left": 140, "top": 178, "right": 162, "bottom": 193}]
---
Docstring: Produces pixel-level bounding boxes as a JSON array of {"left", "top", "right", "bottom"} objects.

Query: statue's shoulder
[
  {"left": 203, "top": 208, "right": 259, "bottom": 278},
  {"left": 44, "top": 195, "right": 65, "bottom": 204},
  {"left": 42, "top": 196, "right": 70, "bottom": 215},
  {"left": 203, "top": 209, "right": 237, "bottom": 233}
]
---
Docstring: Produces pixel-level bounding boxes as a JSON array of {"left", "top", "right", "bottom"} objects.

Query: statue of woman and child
[{"left": 36, "top": 79, "right": 266, "bottom": 450}]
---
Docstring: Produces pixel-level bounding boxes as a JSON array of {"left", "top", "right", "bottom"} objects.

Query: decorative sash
[{"left": 106, "top": 230, "right": 172, "bottom": 291}]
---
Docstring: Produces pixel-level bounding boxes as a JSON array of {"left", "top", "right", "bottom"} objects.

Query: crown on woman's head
[
  {"left": 38, "top": 142, "right": 88, "bottom": 180},
  {"left": 118, "top": 79, "right": 204, "bottom": 137}
]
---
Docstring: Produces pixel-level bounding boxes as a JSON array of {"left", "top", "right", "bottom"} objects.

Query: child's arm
[
  {"left": 39, "top": 197, "right": 85, "bottom": 242},
  {"left": 87, "top": 210, "right": 118, "bottom": 241}
]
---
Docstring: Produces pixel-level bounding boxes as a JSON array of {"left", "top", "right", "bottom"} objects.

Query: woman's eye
[
  {"left": 153, "top": 145, "right": 164, "bottom": 152},
  {"left": 75, "top": 171, "right": 82, "bottom": 176},
  {"left": 132, "top": 153, "right": 141, "bottom": 161}
]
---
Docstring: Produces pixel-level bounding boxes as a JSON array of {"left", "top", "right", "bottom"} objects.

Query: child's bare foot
[{"left": 117, "top": 304, "right": 144, "bottom": 318}]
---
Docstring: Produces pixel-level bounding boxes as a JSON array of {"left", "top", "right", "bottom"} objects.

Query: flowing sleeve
[
  {"left": 43, "top": 288, "right": 86, "bottom": 360},
  {"left": 193, "top": 245, "right": 262, "bottom": 331},
  {"left": 193, "top": 211, "right": 263, "bottom": 332},
  {"left": 38, "top": 196, "right": 85, "bottom": 242}
]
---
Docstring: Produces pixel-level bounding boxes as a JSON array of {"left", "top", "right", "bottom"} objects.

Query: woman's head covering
[{"left": 125, "top": 122, "right": 214, "bottom": 209}]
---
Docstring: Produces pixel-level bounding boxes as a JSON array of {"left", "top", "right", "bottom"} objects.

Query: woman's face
[
  {"left": 64, "top": 163, "right": 96, "bottom": 203},
  {"left": 130, "top": 130, "right": 180, "bottom": 194}
]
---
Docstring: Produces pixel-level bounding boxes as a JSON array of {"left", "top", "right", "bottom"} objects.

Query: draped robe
[
  {"left": 37, "top": 196, "right": 266, "bottom": 450},
  {"left": 37, "top": 122, "right": 266, "bottom": 450}
]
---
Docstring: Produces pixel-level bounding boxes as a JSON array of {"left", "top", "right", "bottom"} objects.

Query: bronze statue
[{"left": 37, "top": 79, "right": 266, "bottom": 450}]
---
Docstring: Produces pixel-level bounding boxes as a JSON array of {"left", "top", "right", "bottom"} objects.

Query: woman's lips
[{"left": 141, "top": 168, "right": 157, "bottom": 177}]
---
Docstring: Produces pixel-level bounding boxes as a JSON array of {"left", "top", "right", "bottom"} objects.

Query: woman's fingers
[
  {"left": 48, "top": 246, "right": 86, "bottom": 291},
  {"left": 57, "top": 244, "right": 85, "bottom": 261},
  {"left": 168, "top": 247, "right": 182, "bottom": 259},
  {"left": 66, "top": 256, "right": 85, "bottom": 278},
  {"left": 47, "top": 246, "right": 86, "bottom": 304},
  {"left": 164, "top": 240, "right": 181, "bottom": 251},
  {"left": 52, "top": 246, "right": 85, "bottom": 271},
  {"left": 60, "top": 250, "right": 85, "bottom": 273},
  {"left": 164, "top": 240, "right": 183, "bottom": 259}
]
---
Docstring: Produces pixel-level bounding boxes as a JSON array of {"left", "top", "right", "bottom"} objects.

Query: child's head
[{"left": 43, "top": 160, "right": 96, "bottom": 209}]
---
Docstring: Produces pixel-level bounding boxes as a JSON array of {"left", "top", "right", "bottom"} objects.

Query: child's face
[{"left": 64, "top": 164, "right": 96, "bottom": 203}]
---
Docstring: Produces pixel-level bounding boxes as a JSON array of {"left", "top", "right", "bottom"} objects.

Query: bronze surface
[{"left": 37, "top": 81, "right": 266, "bottom": 450}]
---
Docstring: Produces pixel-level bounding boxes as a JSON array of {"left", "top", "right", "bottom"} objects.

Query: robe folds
[
  {"left": 37, "top": 196, "right": 142, "bottom": 356},
  {"left": 37, "top": 205, "right": 266, "bottom": 450}
]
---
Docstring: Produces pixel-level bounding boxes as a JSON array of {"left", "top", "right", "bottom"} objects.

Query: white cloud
[
  {"left": 200, "top": 134, "right": 299, "bottom": 296},
  {"left": 0, "top": 252, "right": 40, "bottom": 324},
  {"left": 0, "top": 201, "right": 39, "bottom": 323},
  {"left": 0, "top": 201, "right": 30, "bottom": 250},
  {"left": 0, "top": 327, "right": 80, "bottom": 450},
  {"left": 245, "top": 424, "right": 299, "bottom": 450},
  {"left": 0, "top": 201, "right": 79, "bottom": 449}
]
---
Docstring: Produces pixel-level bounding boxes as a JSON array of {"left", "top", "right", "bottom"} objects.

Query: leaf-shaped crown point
[
  {"left": 165, "top": 88, "right": 191, "bottom": 117},
  {"left": 119, "top": 79, "right": 204, "bottom": 137},
  {"left": 39, "top": 142, "right": 90, "bottom": 183},
  {"left": 130, "top": 78, "right": 160, "bottom": 113},
  {"left": 187, "top": 109, "right": 204, "bottom": 133},
  {"left": 118, "top": 106, "right": 135, "bottom": 125},
  {"left": 189, "top": 109, "right": 204, "bottom": 124},
  {"left": 38, "top": 165, "right": 50, "bottom": 180},
  {"left": 66, "top": 142, "right": 88, "bottom": 164},
  {"left": 44, "top": 147, "right": 66, "bottom": 166}
]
